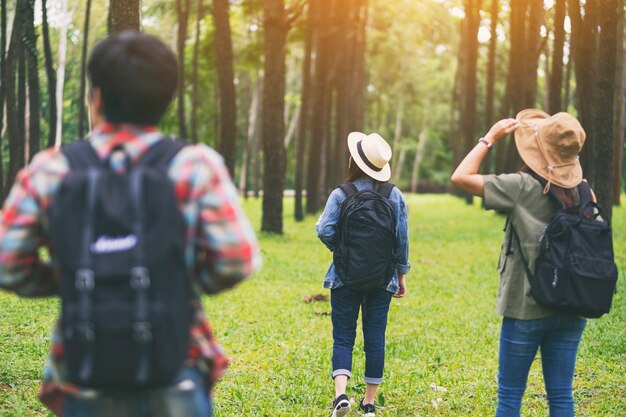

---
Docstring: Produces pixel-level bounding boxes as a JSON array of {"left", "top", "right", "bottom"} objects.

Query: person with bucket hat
[
  {"left": 451, "top": 110, "right": 591, "bottom": 417},
  {"left": 316, "top": 132, "right": 410, "bottom": 417}
]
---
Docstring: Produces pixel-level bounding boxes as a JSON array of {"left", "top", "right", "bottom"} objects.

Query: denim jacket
[{"left": 316, "top": 179, "right": 411, "bottom": 293}]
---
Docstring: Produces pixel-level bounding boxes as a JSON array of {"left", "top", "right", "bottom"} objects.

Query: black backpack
[
  {"left": 48, "top": 138, "right": 193, "bottom": 389},
  {"left": 511, "top": 181, "right": 618, "bottom": 318},
  {"left": 333, "top": 182, "right": 398, "bottom": 291}
]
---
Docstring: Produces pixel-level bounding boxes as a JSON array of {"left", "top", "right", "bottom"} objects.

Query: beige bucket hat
[
  {"left": 514, "top": 109, "right": 586, "bottom": 192},
  {"left": 347, "top": 132, "right": 392, "bottom": 182}
]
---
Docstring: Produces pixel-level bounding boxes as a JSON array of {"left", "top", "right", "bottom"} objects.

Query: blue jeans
[
  {"left": 331, "top": 286, "right": 392, "bottom": 385},
  {"left": 64, "top": 366, "right": 212, "bottom": 417},
  {"left": 496, "top": 315, "right": 587, "bottom": 417}
]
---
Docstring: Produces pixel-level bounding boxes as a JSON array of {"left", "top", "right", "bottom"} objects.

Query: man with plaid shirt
[{"left": 0, "top": 32, "right": 261, "bottom": 416}]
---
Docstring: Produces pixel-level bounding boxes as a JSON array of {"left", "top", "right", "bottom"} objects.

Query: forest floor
[{"left": 0, "top": 194, "right": 624, "bottom": 416}]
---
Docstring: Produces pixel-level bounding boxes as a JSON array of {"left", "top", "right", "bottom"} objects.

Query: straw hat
[
  {"left": 514, "top": 109, "right": 586, "bottom": 192},
  {"left": 347, "top": 132, "right": 392, "bottom": 182}
]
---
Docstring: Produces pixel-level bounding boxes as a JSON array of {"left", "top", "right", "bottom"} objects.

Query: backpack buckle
[
  {"left": 130, "top": 267, "right": 151, "bottom": 289},
  {"left": 133, "top": 322, "right": 153, "bottom": 343},
  {"left": 75, "top": 269, "right": 95, "bottom": 291}
]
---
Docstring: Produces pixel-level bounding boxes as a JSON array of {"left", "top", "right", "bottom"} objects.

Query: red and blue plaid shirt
[{"left": 0, "top": 123, "right": 261, "bottom": 415}]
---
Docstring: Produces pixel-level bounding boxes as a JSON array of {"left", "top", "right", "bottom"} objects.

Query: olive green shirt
[{"left": 483, "top": 173, "right": 558, "bottom": 320}]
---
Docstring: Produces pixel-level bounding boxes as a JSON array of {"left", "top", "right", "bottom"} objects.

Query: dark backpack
[
  {"left": 333, "top": 182, "right": 398, "bottom": 291},
  {"left": 511, "top": 181, "right": 618, "bottom": 318},
  {"left": 48, "top": 138, "right": 193, "bottom": 389}
]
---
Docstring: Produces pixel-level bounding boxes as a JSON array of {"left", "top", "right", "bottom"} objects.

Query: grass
[{"left": 0, "top": 194, "right": 624, "bottom": 416}]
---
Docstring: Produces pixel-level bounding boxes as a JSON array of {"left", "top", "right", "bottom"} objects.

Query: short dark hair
[{"left": 87, "top": 31, "right": 178, "bottom": 125}]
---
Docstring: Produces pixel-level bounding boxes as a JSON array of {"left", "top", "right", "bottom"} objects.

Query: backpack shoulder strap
[
  {"left": 139, "top": 137, "right": 188, "bottom": 170},
  {"left": 62, "top": 140, "right": 101, "bottom": 170},
  {"left": 577, "top": 180, "right": 593, "bottom": 206},
  {"left": 339, "top": 182, "right": 359, "bottom": 197},
  {"left": 375, "top": 181, "right": 395, "bottom": 199}
]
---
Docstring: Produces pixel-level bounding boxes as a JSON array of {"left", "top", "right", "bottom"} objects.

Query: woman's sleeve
[
  {"left": 483, "top": 173, "right": 525, "bottom": 213},
  {"left": 396, "top": 191, "right": 411, "bottom": 275},
  {"left": 315, "top": 189, "right": 343, "bottom": 251}
]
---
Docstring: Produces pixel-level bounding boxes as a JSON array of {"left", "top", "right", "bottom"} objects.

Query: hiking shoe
[
  {"left": 331, "top": 394, "right": 351, "bottom": 417},
  {"left": 359, "top": 399, "right": 375, "bottom": 417}
]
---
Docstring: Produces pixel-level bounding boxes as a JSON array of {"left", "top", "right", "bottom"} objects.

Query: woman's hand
[
  {"left": 393, "top": 274, "right": 407, "bottom": 298},
  {"left": 483, "top": 118, "right": 520, "bottom": 147}
]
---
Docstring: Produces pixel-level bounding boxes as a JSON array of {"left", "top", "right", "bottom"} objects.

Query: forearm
[{"left": 450, "top": 139, "right": 490, "bottom": 197}]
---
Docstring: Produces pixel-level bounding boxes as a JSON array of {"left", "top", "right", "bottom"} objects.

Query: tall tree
[
  {"left": 459, "top": 0, "right": 481, "bottom": 203},
  {"left": 613, "top": 21, "right": 625, "bottom": 205},
  {"left": 305, "top": 0, "right": 330, "bottom": 214},
  {"left": 176, "top": 0, "right": 190, "bottom": 139},
  {"left": 0, "top": 0, "right": 7, "bottom": 196},
  {"left": 548, "top": 0, "right": 566, "bottom": 113},
  {"left": 190, "top": 0, "right": 203, "bottom": 144},
  {"left": 568, "top": 0, "right": 623, "bottom": 214},
  {"left": 212, "top": 0, "right": 237, "bottom": 176},
  {"left": 41, "top": 0, "right": 56, "bottom": 148},
  {"left": 54, "top": 0, "right": 71, "bottom": 147},
  {"left": 261, "top": 0, "right": 288, "bottom": 233},
  {"left": 78, "top": 0, "right": 92, "bottom": 139},
  {"left": 24, "top": 0, "right": 40, "bottom": 160},
  {"left": 294, "top": 0, "right": 314, "bottom": 221},
  {"left": 108, "top": 0, "right": 140, "bottom": 34}
]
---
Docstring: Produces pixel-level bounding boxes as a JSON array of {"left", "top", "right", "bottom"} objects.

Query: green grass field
[{"left": 0, "top": 194, "right": 624, "bottom": 416}]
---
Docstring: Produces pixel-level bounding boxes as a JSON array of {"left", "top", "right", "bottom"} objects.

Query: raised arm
[{"left": 451, "top": 118, "right": 520, "bottom": 197}]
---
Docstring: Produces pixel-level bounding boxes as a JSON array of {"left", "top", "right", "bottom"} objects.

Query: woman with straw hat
[
  {"left": 451, "top": 109, "right": 591, "bottom": 417},
  {"left": 316, "top": 132, "right": 410, "bottom": 417}
]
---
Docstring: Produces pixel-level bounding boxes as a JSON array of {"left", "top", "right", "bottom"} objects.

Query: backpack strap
[
  {"left": 62, "top": 140, "right": 102, "bottom": 170},
  {"left": 339, "top": 182, "right": 359, "bottom": 197},
  {"left": 138, "top": 137, "right": 188, "bottom": 170},
  {"left": 577, "top": 181, "right": 593, "bottom": 206},
  {"left": 375, "top": 181, "right": 395, "bottom": 199}
]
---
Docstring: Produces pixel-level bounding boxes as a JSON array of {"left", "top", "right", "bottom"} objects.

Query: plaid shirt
[{"left": 0, "top": 123, "right": 261, "bottom": 415}]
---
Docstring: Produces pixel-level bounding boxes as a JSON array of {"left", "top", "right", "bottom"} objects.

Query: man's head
[{"left": 87, "top": 31, "right": 178, "bottom": 126}]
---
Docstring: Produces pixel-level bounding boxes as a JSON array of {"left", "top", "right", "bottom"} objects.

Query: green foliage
[{"left": 1, "top": 195, "right": 624, "bottom": 416}]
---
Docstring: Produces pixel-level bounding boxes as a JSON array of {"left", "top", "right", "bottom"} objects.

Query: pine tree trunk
[
  {"left": 0, "top": 0, "right": 7, "bottom": 197},
  {"left": 41, "top": 0, "right": 56, "bottom": 148},
  {"left": 108, "top": 0, "right": 140, "bottom": 34},
  {"left": 25, "top": 0, "right": 40, "bottom": 160},
  {"left": 78, "top": 0, "right": 91, "bottom": 139},
  {"left": 213, "top": 0, "right": 237, "bottom": 176},
  {"left": 523, "top": 0, "right": 544, "bottom": 108},
  {"left": 294, "top": 0, "right": 314, "bottom": 221},
  {"left": 191, "top": 0, "right": 202, "bottom": 144},
  {"left": 176, "top": 0, "right": 189, "bottom": 139},
  {"left": 460, "top": 0, "right": 481, "bottom": 204},
  {"left": 54, "top": 0, "right": 71, "bottom": 147},
  {"left": 306, "top": 0, "right": 330, "bottom": 214},
  {"left": 613, "top": 22, "right": 625, "bottom": 205},
  {"left": 483, "top": 0, "right": 498, "bottom": 176},
  {"left": 261, "top": 0, "right": 287, "bottom": 233},
  {"left": 592, "top": 0, "right": 620, "bottom": 216},
  {"left": 548, "top": 0, "right": 565, "bottom": 113}
]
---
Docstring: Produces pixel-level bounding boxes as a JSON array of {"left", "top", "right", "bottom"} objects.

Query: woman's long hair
[
  {"left": 521, "top": 165, "right": 579, "bottom": 209},
  {"left": 345, "top": 157, "right": 374, "bottom": 183}
]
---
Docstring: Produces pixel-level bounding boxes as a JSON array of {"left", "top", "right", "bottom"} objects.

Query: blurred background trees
[{"left": 0, "top": 0, "right": 624, "bottom": 232}]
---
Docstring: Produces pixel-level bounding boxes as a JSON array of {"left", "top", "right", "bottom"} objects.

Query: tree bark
[
  {"left": 25, "top": 0, "right": 40, "bottom": 160},
  {"left": 294, "top": 0, "right": 314, "bottom": 221},
  {"left": 306, "top": 0, "right": 330, "bottom": 214},
  {"left": 523, "top": 0, "right": 544, "bottom": 108},
  {"left": 460, "top": 0, "right": 481, "bottom": 203},
  {"left": 548, "top": 0, "right": 565, "bottom": 113},
  {"left": 261, "top": 0, "right": 288, "bottom": 233},
  {"left": 191, "top": 0, "right": 202, "bottom": 144},
  {"left": 0, "top": 0, "right": 7, "bottom": 196},
  {"left": 613, "top": 22, "right": 625, "bottom": 205},
  {"left": 484, "top": 0, "right": 499, "bottom": 175},
  {"left": 213, "top": 0, "right": 237, "bottom": 176},
  {"left": 176, "top": 0, "right": 190, "bottom": 139},
  {"left": 108, "top": 0, "right": 140, "bottom": 34},
  {"left": 41, "top": 0, "right": 56, "bottom": 147},
  {"left": 78, "top": 0, "right": 91, "bottom": 139},
  {"left": 54, "top": 0, "right": 71, "bottom": 147}
]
